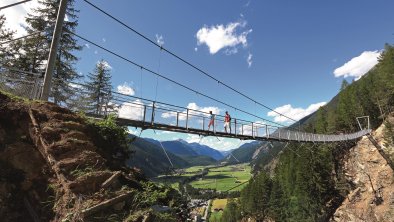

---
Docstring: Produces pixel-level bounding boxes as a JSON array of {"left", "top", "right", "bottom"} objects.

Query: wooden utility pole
[{"left": 41, "top": 0, "right": 68, "bottom": 101}]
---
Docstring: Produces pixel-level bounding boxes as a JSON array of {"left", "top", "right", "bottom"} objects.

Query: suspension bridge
[
  {"left": 0, "top": 68, "right": 371, "bottom": 143},
  {"left": 0, "top": 0, "right": 372, "bottom": 145}
]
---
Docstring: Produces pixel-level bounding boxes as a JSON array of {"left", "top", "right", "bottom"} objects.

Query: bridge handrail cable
[
  {"left": 81, "top": 0, "right": 298, "bottom": 123},
  {"left": 66, "top": 32, "right": 296, "bottom": 129}
]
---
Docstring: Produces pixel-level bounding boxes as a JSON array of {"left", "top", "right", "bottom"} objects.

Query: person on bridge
[
  {"left": 224, "top": 111, "right": 231, "bottom": 133},
  {"left": 208, "top": 111, "right": 215, "bottom": 132}
]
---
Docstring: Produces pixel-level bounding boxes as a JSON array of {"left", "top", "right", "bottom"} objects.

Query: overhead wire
[
  {"left": 154, "top": 47, "right": 163, "bottom": 102},
  {"left": 152, "top": 130, "right": 175, "bottom": 169},
  {"left": 68, "top": 31, "right": 293, "bottom": 128},
  {"left": 81, "top": 0, "right": 298, "bottom": 123},
  {"left": 0, "top": 32, "right": 41, "bottom": 46},
  {"left": 0, "top": 0, "right": 32, "bottom": 10}
]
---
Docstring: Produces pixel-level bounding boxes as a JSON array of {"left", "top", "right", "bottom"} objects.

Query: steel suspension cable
[
  {"left": 81, "top": 0, "right": 298, "bottom": 123},
  {"left": 0, "top": 0, "right": 32, "bottom": 10},
  {"left": 154, "top": 48, "right": 162, "bottom": 102},
  {"left": 68, "top": 31, "right": 292, "bottom": 128},
  {"left": 0, "top": 32, "right": 41, "bottom": 46}
]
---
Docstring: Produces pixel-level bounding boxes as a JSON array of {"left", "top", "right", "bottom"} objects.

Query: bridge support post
[
  {"left": 142, "top": 105, "right": 147, "bottom": 123},
  {"left": 41, "top": 0, "right": 68, "bottom": 101},
  {"left": 202, "top": 116, "right": 205, "bottom": 131},
  {"left": 234, "top": 119, "right": 237, "bottom": 136},
  {"left": 252, "top": 123, "right": 254, "bottom": 138},
  {"left": 266, "top": 125, "right": 269, "bottom": 139},
  {"left": 151, "top": 102, "right": 155, "bottom": 125},
  {"left": 186, "top": 109, "right": 189, "bottom": 129},
  {"left": 176, "top": 112, "right": 179, "bottom": 127}
]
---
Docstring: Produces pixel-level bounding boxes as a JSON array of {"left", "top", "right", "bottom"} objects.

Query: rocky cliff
[{"left": 331, "top": 120, "right": 394, "bottom": 222}]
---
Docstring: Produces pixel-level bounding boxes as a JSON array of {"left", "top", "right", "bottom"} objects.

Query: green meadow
[
  {"left": 189, "top": 164, "right": 251, "bottom": 191},
  {"left": 154, "top": 163, "right": 251, "bottom": 192}
]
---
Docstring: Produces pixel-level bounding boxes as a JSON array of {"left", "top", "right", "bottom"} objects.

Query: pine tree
[
  {"left": 0, "top": 15, "right": 15, "bottom": 66},
  {"left": 268, "top": 179, "right": 285, "bottom": 221},
  {"left": 315, "top": 107, "right": 328, "bottom": 133},
  {"left": 220, "top": 199, "right": 241, "bottom": 222},
  {"left": 86, "top": 60, "right": 112, "bottom": 114},
  {"left": 340, "top": 79, "right": 349, "bottom": 91},
  {"left": 15, "top": 0, "right": 81, "bottom": 103}
]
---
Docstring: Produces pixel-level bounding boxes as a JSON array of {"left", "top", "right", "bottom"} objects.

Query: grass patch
[
  {"left": 190, "top": 164, "right": 251, "bottom": 191},
  {"left": 154, "top": 164, "right": 251, "bottom": 192},
  {"left": 209, "top": 211, "right": 223, "bottom": 222},
  {"left": 211, "top": 199, "right": 228, "bottom": 211}
]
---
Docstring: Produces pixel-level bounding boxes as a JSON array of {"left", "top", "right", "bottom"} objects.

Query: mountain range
[
  {"left": 127, "top": 137, "right": 227, "bottom": 177},
  {"left": 127, "top": 135, "right": 285, "bottom": 178}
]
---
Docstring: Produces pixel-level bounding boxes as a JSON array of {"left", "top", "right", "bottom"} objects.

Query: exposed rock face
[{"left": 331, "top": 124, "right": 394, "bottom": 222}]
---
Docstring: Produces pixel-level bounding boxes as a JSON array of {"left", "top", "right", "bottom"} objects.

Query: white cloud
[
  {"left": 196, "top": 20, "right": 252, "bottom": 54},
  {"left": 117, "top": 82, "right": 135, "bottom": 96},
  {"left": 247, "top": 52, "right": 253, "bottom": 67},
  {"left": 161, "top": 102, "right": 221, "bottom": 121},
  {"left": 185, "top": 134, "right": 245, "bottom": 151},
  {"left": 118, "top": 99, "right": 144, "bottom": 120},
  {"left": 224, "top": 48, "right": 238, "bottom": 55},
  {"left": 333, "top": 50, "right": 380, "bottom": 80},
  {"left": 268, "top": 102, "right": 327, "bottom": 123},
  {"left": 64, "top": 14, "right": 69, "bottom": 22},
  {"left": 102, "top": 38, "right": 106, "bottom": 43},
  {"left": 194, "top": 47, "right": 198, "bottom": 52},
  {"left": 127, "top": 127, "right": 140, "bottom": 135},
  {"left": 161, "top": 131, "right": 176, "bottom": 134},
  {"left": 187, "top": 102, "right": 221, "bottom": 115},
  {"left": 98, "top": 60, "right": 112, "bottom": 70},
  {"left": 1, "top": 0, "right": 40, "bottom": 37},
  {"left": 94, "top": 50, "right": 98, "bottom": 54},
  {"left": 68, "top": 82, "right": 83, "bottom": 89},
  {"left": 238, "top": 120, "right": 266, "bottom": 136},
  {"left": 85, "top": 43, "right": 90, "bottom": 49},
  {"left": 155, "top": 34, "right": 164, "bottom": 46}
]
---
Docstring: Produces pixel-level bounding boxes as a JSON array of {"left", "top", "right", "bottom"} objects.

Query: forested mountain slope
[
  {"left": 126, "top": 137, "right": 190, "bottom": 178},
  {"left": 220, "top": 44, "right": 394, "bottom": 222},
  {"left": 127, "top": 138, "right": 219, "bottom": 177},
  {"left": 226, "top": 141, "right": 263, "bottom": 164}
]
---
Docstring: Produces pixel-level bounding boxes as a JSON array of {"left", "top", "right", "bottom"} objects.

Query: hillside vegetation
[
  {"left": 0, "top": 93, "right": 187, "bottom": 221},
  {"left": 220, "top": 44, "right": 394, "bottom": 222}
]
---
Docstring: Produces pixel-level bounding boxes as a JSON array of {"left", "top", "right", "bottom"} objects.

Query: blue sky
[{"left": 3, "top": 0, "right": 394, "bottom": 150}]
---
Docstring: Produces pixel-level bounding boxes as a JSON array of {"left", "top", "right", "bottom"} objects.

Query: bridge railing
[
  {"left": 0, "top": 67, "right": 43, "bottom": 100},
  {"left": 0, "top": 71, "right": 371, "bottom": 143},
  {"left": 104, "top": 89, "right": 284, "bottom": 137},
  {"left": 63, "top": 82, "right": 371, "bottom": 142}
]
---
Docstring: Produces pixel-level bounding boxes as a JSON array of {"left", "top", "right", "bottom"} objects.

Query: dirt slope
[
  {"left": 0, "top": 92, "right": 185, "bottom": 221},
  {"left": 331, "top": 123, "right": 394, "bottom": 222}
]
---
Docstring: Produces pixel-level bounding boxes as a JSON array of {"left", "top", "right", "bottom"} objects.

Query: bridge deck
[{"left": 117, "top": 118, "right": 371, "bottom": 143}]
